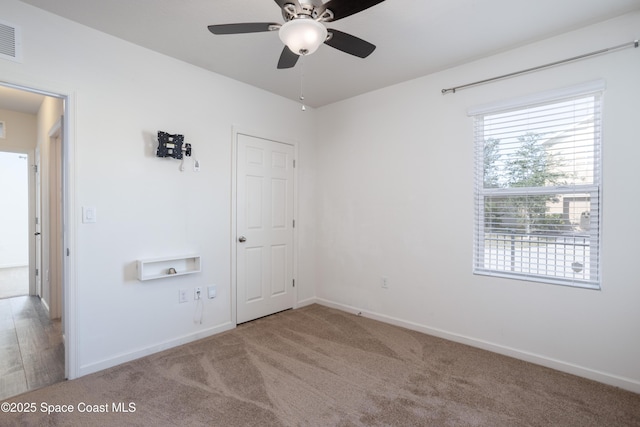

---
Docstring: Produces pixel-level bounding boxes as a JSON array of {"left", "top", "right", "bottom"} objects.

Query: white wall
[
  {"left": 315, "top": 11, "right": 640, "bottom": 392},
  {"left": 0, "top": 108, "right": 37, "bottom": 151},
  {"left": 1, "top": 0, "right": 317, "bottom": 377}
]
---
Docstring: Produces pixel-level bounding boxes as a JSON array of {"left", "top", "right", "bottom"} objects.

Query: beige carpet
[{"left": 3, "top": 304, "right": 639, "bottom": 426}]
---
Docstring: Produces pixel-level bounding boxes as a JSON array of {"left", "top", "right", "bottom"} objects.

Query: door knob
[
  {"left": 238, "top": 236, "right": 247, "bottom": 243},
  {"left": 34, "top": 232, "right": 41, "bottom": 236}
]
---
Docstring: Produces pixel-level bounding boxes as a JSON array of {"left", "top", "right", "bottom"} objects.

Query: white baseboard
[
  {"left": 41, "top": 297, "right": 50, "bottom": 316},
  {"left": 78, "top": 321, "right": 235, "bottom": 377},
  {"left": 0, "top": 264, "right": 28, "bottom": 269},
  {"left": 315, "top": 298, "right": 640, "bottom": 394},
  {"left": 295, "top": 296, "right": 318, "bottom": 308}
]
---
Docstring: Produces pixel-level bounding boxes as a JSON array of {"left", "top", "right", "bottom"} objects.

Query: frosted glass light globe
[{"left": 279, "top": 18, "right": 327, "bottom": 55}]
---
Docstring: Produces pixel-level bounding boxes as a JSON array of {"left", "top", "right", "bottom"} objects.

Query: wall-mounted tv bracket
[{"left": 156, "top": 131, "right": 192, "bottom": 159}]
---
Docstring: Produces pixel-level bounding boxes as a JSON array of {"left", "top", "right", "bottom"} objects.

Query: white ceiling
[
  {"left": 14, "top": 0, "right": 640, "bottom": 107},
  {"left": 0, "top": 85, "right": 46, "bottom": 114}
]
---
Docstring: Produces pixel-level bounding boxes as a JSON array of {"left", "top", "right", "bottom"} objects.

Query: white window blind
[{"left": 472, "top": 87, "right": 602, "bottom": 289}]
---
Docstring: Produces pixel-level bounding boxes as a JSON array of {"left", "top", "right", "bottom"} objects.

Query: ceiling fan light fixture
[{"left": 278, "top": 18, "right": 327, "bottom": 56}]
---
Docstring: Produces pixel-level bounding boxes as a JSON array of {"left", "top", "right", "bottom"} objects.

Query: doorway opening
[{"left": 0, "top": 82, "right": 68, "bottom": 400}]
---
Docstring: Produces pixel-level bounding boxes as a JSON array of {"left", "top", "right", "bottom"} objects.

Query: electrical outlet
[
  {"left": 178, "top": 289, "right": 188, "bottom": 303},
  {"left": 381, "top": 277, "right": 389, "bottom": 289},
  {"left": 194, "top": 287, "right": 202, "bottom": 300}
]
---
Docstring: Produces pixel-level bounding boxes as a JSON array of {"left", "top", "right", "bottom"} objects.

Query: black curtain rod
[{"left": 441, "top": 39, "right": 639, "bottom": 95}]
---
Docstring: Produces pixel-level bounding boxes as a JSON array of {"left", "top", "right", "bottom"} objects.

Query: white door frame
[
  {"left": 34, "top": 147, "right": 42, "bottom": 298},
  {"left": 231, "top": 126, "right": 299, "bottom": 325},
  {"left": 1, "top": 79, "right": 77, "bottom": 380},
  {"left": 47, "top": 120, "right": 63, "bottom": 320}
]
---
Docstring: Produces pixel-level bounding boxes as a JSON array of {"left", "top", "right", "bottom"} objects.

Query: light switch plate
[
  {"left": 208, "top": 285, "right": 216, "bottom": 299},
  {"left": 82, "top": 206, "right": 97, "bottom": 223}
]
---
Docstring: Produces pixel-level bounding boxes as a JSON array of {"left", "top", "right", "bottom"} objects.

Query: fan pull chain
[{"left": 300, "top": 55, "right": 306, "bottom": 111}]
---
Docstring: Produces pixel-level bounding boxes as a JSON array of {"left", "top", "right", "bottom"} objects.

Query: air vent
[{"left": 0, "top": 19, "right": 22, "bottom": 63}]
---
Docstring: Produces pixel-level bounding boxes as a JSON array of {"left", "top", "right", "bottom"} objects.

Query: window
[{"left": 471, "top": 82, "right": 603, "bottom": 289}]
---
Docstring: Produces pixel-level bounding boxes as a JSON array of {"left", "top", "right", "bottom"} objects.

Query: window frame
[{"left": 469, "top": 81, "right": 604, "bottom": 289}]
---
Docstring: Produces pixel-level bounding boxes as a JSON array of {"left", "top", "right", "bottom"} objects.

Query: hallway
[{"left": 0, "top": 296, "right": 64, "bottom": 400}]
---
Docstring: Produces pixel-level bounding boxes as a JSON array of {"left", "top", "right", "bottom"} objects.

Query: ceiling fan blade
[
  {"left": 325, "top": 29, "right": 376, "bottom": 58},
  {"left": 277, "top": 46, "right": 300, "bottom": 69},
  {"left": 207, "top": 23, "right": 279, "bottom": 35},
  {"left": 320, "top": 0, "right": 386, "bottom": 21}
]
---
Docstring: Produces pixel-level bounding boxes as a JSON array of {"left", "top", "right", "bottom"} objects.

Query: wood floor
[{"left": 0, "top": 296, "right": 65, "bottom": 401}]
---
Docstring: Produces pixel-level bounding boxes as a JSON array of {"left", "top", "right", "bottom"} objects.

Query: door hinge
[
  {"left": 293, "top": 219, "right": 295, "bottom": 228},
  {"left": 35, "top": 217, "right": 39, "bottom": 225},
  {"left": 33, "top": 164, "right": 38, "bottom": 173},
  {"left": 293, "top": 159, "right": 296, "bottom": 168},
  {"left": 293, "top": 279, "right": 295, "bottom": 288},
  {"left": 66, "top": 248, "right": 70, "bottom": 256},
  {"left": 35, "top": 268, "right": 39, "bottom": 276}
]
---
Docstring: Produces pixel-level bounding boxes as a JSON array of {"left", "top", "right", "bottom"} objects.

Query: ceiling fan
[{"left": 208, "top": 0, "right": 387, "bottom": 69}]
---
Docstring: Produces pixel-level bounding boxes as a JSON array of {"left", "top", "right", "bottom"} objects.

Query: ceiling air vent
[{"left": 0, "top": 19, "right": 22, "bottom": 63}]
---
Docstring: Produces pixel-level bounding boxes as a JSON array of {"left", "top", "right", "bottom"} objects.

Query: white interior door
[{"left": 236, "top": 133, "right": 295, "bottom": 324}]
